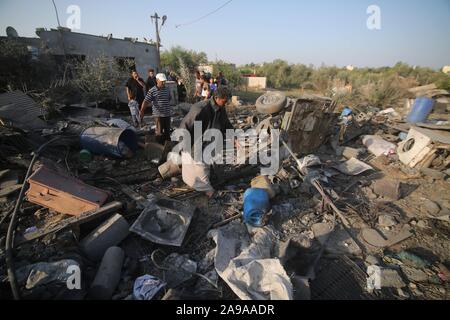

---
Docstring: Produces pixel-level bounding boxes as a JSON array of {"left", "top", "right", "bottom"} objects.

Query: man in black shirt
[
  {"left": 125, "top": 70, "right": 146, "bottom": 105},
  {"left": 179, "top": 86, "right": 239, "bottom": 197},
  {"left": 146, "top": 68, "right": 157, "bottom": 93}
]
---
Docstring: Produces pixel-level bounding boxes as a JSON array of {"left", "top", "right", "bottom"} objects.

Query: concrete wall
[
  {"left": 35, "top": 30, "right": 159, "bottom": 103},
  {"left": 443, "top": 66, "right": 450, "bottom": 75},
  {"left": 36, "top": 30, "right": 158, "bottom": 77},
  {"left": 242, "top": 77, "right": 267, "bottom": 89}
]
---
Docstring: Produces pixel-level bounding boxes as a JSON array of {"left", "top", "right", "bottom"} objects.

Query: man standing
[
  {"left": 126, "top": 70, "right": 146, "bottom": 106},
  {"left": 178, "top": 86, "right": 237, "bottom": 197},
  {"left": 145, "top": 68, "right": 157, "bottom": 93},
  {"left": 216, "top": 71, "right": 228, "bottom": 87},
  {"left": 141, "top": 73, "right": 172, "bottom": 144}
]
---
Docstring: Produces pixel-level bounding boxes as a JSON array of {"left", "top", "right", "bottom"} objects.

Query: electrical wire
[
  {"left": 5, "top": 137, "right": 61, "bottom": 300},
  {"left": 175, "top": 0, "right": 234, "bottom": 28}
]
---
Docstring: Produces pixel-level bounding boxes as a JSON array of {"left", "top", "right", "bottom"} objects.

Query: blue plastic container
[
  {"left": 80, "top": 127, "right": 138, "bottom": 158},
  {"left": 406, "top": 97, "right": 434, "bottom": 123},
  {"left": 243, "top": 188, "right": 271, "bottom": 227}
]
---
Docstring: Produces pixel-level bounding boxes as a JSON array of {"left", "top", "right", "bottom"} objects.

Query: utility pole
[{"left": 151, "top": 12, "right": 167, "bottom": 72}]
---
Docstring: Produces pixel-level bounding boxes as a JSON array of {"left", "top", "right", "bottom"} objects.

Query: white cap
[{"left": 156, "top": 73, "right": 167, "bottom": 82}]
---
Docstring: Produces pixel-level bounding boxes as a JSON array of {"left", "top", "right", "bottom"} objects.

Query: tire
[{"left": 255, "top": 91, "right": 287, "bottom": 115}]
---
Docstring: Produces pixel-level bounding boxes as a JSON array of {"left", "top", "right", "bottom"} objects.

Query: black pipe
[{"left": 5, "top": 137, "right": 61, "bottom": 300}]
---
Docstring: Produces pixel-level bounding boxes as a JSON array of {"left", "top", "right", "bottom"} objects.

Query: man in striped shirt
[{"left": 140, "top": 73, "right": 172, "bottom": 144}]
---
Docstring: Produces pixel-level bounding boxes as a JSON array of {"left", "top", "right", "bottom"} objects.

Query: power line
[{"left": 175, "top": 0, "right": 234, "bottom": 28}]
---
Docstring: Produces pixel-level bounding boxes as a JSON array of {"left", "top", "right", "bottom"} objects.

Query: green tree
[{"left": 161, "top": 46, "right": 207, "bottom": 72}]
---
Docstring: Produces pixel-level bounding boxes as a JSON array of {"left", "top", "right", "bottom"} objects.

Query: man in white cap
[{"left": 140, "top": 73, "right": 172, "bottom": 144}]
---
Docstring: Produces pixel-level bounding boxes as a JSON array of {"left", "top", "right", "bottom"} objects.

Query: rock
[
  {"left": 397, "top": 288, "right": 410, "bottom": 299},
  {"left": 373, "top": 179, "right": 402, "bottom": 200},
  {"left": 378, "top": 215, "right": 398, "bottom": 228},
  {"left": 401, "top": 266, "right": 429, "bottom": 283},
  {"left": 380, "top": 269, "right": 406, "bottom": 288},
  {"left": 420, "top": 168, "right": 446, "bottom": 180},
  {"left": 422, "top": 199, "right": 441, "bottom": 216},
  {"left": 366, "top": 255, "right": 381, "bottom": 266},
  {"left": 417, "top": 220, "right": 429, "bottom": 229}
]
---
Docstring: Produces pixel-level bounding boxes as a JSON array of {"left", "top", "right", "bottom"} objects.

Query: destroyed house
[{"left": 2, "top": 27, "right": 159, "bottom": 102}]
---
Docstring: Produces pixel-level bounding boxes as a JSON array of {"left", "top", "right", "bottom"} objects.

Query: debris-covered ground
[{"left": 1, "top": 86, "right": 449, "bottom": 300}]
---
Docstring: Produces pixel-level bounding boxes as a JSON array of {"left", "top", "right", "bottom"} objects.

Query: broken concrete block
[
  {"left": 401, "top": 266, "right": 429, "bottom": 283},
  {"left": 421, "top": 199, "right": 441, "bottom": 216},
  {"left": 420, "top": 168, "right": 446, "bottom": 180},
  {"left": 378, "top": 215, "right": 398, "bottom": 228},
  {"left": 379, "top": 268, "right": 406, "bottom": 288},
  {"left": 90, "top": 246, "right": 124, "bottom": 300},
  {"left": 373, "top": 178, "right": 402, "bottom": 200},
  {"left": 79, "top": 214, "right": 129, "bottom": 261},
  {"left": 342, "top": 147, "right": 364, "bottom": 160}
]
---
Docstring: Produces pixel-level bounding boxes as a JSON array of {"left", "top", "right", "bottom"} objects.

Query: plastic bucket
[
  {"left": 406, "top": 97, "right": 434, "bottom": 123},
  {"left": 243, "top": 188, "right": 270, "bottom": 227}
]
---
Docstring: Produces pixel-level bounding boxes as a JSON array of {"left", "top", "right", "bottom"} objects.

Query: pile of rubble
[{"left": 0, "top": 87, "right": 449, "bottom": 300}]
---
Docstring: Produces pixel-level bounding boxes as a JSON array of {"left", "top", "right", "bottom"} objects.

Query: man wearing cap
[{"left": 140, "top": 73, "right": 172, "bottom": 144}]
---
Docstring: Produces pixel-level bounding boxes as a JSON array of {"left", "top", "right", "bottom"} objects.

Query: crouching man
[{"left": 178, "top": 86, "right": 238, "bottom": 198}]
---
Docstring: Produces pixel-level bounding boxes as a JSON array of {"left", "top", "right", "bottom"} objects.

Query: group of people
[
  {"left": 125, "top": 69, "right": 172, "bottom": 144},
  {"left": 195, "top": 70, "right": 228, "bottom": 102},
  {"left": 125, "top": 67, "right": 235, "bottom": 197}
]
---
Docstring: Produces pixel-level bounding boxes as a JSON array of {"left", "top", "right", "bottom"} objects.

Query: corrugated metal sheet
[{"left": 0, "top": 90, "right": 48, "bottom": 130}]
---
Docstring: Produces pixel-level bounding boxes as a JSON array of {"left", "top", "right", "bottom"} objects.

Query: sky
[{"left": 1, "top": 0, "right": 449, "bottom": 69}]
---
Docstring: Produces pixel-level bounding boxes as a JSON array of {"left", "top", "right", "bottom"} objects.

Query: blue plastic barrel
[
  {"left": 80, "top": 127, "right": 138, "bottom": 158},
  {"left": 243, "top": 188, "right": 271, "bottom": 227},
  {"left": 406, "top": 97, "right": 434, "bottom": 123}
]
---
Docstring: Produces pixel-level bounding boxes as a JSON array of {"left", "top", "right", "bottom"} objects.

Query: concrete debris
[
  {"left": 372, "top": 178, "right": 402, "bottom": 200},
  {"left": 1, "top": 83, "right": 449, "bottom": 302}
]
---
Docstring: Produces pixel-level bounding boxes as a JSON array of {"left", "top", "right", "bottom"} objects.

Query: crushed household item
[
  {"left": 80, "top": 127, "right": 138, "bottom": 158},
  {"left": 406, "top": 97, "right": 435, "bottom": 123},
  {"left": 282, "top": 96, "right": 336, "bottom": 154},
  {"left": 243, "top": 188, "right": 271, "bottom": 227},
  {"left": 79, "top": 214, "right": 130, "bottom": 261},
  {"left": 161, "top": 253, "right": 198, "bottom": 288},
  {"left": 133, "top": 275, "right": 166, "bottom": 300},
  {"left": 362, "top": 135, "right": 397, "bottom": 157},
  {"left": 398, "top": 127, "right": 450, "bottom": 168},
  {"left": 362, "top": 225, "right": 413, "bottom": 248},
  {"left": 0, "top": 90, "right": 49, "bottom": 131},
  {"left": 334, "top": 158, "right": 373, "bottom": 176},
  {"left": 89, "top": 246, "right": 125, "bottom": 300},
  {"left": 26, "top": 166, "right": 109, "bottom": 216},
  {"left": 208, "top": 221, "right": 293, "bottom": 300},
  {"left": 130, "top": 197, "right": 195, "bottom": 247},
  {"left": 16, "top": 259, "right": 80, "bottom": 290}
]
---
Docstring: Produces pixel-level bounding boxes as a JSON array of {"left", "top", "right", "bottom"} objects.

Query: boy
[{"left": 128, "top": 91, "right": 142, "bottom": 129}]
